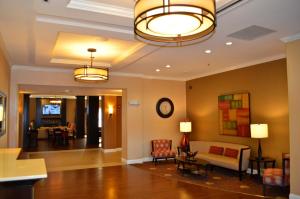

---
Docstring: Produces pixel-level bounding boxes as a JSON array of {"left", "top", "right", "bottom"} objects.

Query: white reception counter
[
  {"left": 0, "top": 148, "right": 47, "bottom": 199},
  {"left": 0, "top": 148, "right": 47, "bottom": 182}
]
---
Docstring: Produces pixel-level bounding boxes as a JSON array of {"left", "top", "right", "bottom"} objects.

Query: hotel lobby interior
[{"left": 0, "top": 0, "right": 300, "bottom": 199}]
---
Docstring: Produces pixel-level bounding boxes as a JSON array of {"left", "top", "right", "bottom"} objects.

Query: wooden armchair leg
[
  {"left": 239, "top": 171, "right": 243, "bottom": 181},
  {"left": 263, "top": 184, "right": 266, "bottom": 196}
]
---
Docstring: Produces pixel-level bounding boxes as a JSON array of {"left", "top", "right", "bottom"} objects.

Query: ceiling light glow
[{"left": 134, "top": 0, "right": 216, "bottom": 46}]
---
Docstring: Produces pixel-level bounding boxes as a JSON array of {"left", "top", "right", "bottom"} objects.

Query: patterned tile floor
[{"left": 133, "top": 161, "right": 289, "bottom": 198}]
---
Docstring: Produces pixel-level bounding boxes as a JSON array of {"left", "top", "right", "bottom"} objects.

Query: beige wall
[
  {"left": 9, "top": 67, "right": 186, "bottom": 160},
  {"left": 0, "top": 45, "right": 10, "bottom": 148},
  {"left": 286, "top": 39, "right": 300, "bottom": 197},
  {"left": 66, "top": 99, "right": 76, "bottom": 124},
  {"left": 142, "top": 79, "right": 186, "bottom": 157},
  {"left": 186, "top": 59, "right": 289, "bottom": 165}
]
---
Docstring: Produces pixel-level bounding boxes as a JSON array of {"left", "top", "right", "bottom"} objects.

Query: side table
[
  {"left": 177, "top": 146, "right": 190, "bottom": 155},
  {"left": 176, "top": 156, "right": 209, "bottom": 178},
  {"left": 249, "top": 157, "right": 276, "bottom": 178}
]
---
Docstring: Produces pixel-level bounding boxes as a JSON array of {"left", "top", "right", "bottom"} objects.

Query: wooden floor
[
  {"left": 35, "top": 166, "right": 262, "bottom": 199},
  {"left": 23, "top": 138, "right": 99, "bottom": 152}
]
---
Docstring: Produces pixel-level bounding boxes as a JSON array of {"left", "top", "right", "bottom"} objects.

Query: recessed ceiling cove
[
  {"left": 51, "top": 32, "right": 145, "bottom": 67},
  {"left": 1, "top": 0, "right": 300, "bottom": 80}
]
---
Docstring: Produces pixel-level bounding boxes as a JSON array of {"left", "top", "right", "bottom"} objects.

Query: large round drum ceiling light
[
  {"left": 74, "top": 48, "right": 109, "bottom": 81},
  {"left": 134, "top": 0, "right": 216, "bottom": 46}
]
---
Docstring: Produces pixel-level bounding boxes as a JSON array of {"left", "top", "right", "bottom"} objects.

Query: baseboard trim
[
  {"left": 290, "top": 194, "right": 300, "bottom": 199},
  {"left": 122, "top": 157, "right": 152, "bottom": 164},
  {"left": 124, "top": 158, "right": 144, "bottom": 164},
  {"left": 143, "top": 157, "right": 153, "bottom": 162},
  {"left": 101, "top": 148, "right": 122, "bottom": 153},
  {"left": 124, "top": 156, "right": 178, "bottom": 164}
]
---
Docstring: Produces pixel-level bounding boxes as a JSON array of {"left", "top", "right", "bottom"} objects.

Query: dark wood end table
[
  {"left": 176, "top": 156, "right": 210, "bottom": 178},
  {"left": 249, "top": 157, "right": 276, "bottom": 178}
]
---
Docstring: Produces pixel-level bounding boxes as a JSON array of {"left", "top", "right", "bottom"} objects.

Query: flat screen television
[{"left": 42, "top": 104, "right": 61, "bottom": 115}]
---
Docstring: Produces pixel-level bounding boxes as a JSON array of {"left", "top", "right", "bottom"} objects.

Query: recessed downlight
[
  {"left": 205, "top": 49, "right": 212, "bottom": 54},
  {"left": 156, "top": 69, "right": 160, "bottom": 72},
  {"left": 226, "top": 41, "right": 233, "bottom": 46},
  {"left": 165, "top": 65, "right": 171, "bottom": 68}
]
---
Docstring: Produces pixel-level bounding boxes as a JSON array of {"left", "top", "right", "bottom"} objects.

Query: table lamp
[
  {"left": 250, "top": 124, "right": 268, "bottom": 160},
  {"left": 180, "top": 121, "right": 192, "bottom": 152}
]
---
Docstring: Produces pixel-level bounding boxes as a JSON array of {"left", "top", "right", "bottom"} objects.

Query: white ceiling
[{"left": 0, "top": 0, "right": 300, "bottom": 81}]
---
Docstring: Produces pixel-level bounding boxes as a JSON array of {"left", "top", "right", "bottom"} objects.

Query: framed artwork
[
  {"left": 218, "top": 93, "right": 250, "bottom": 137},
  {"left": 156, "top": 98, "right": 174, "bottom": 118},
  {"left": 0, "top": 92, "right": 6, "bottom": 137}
]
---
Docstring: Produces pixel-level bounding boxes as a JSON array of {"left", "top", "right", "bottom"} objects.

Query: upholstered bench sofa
[
  {"left": 37, "top": 127, "right": 49, "bottom": 139},
  {"left": 189, "top": 141, "right": 251, "bottom": 180}
]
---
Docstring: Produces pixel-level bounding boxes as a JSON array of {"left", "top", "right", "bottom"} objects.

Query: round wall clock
[{"left": 156, "top": 98, "right": 174, "bottom": 118}]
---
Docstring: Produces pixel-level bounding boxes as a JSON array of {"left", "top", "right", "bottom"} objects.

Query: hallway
[
  {"left": 24, "top": 149, "right": 123, "bottom": 172},
  {"left": 23, "top": 138, "right": 99, "bottom": 152}
]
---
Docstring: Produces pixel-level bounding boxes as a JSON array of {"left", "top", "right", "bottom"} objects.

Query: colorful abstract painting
[{"left": 218, "top": 93, "right": 250, "bottom": 137}]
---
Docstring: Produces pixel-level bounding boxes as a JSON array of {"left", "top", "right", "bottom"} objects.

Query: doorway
[{"left": 20, "top": 92, "right": 122, "bottom": 153}]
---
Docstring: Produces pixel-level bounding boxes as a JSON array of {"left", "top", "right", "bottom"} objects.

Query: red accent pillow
[
  {"left": 224, "top": 148, "right": 239, "bottom": 159},
  {"left": 209, "top": 146, "right": 224, "bottom": 155}
]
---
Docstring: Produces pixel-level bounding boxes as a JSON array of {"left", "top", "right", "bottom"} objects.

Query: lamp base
[
  {"left": 180, "top": 133, "right": 190, "bottom": 152},
  {"left": 257, "top": 139, "right": 263, "bottom": 160}
]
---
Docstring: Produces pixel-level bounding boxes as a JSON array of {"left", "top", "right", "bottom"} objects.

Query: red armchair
[
  {"left": 151, "top": 139, "right": 176, "bottom": 164},
  {"left": 263, "top": 153, "right": 290, "bottom": 195}
]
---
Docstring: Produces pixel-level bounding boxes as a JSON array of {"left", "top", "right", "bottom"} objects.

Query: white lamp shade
[
  {"left": 74, "top": 67, "right": 108, "bottom": 81},
  {"left": 250, "top": 124, "right": 268, "bottom": 138},
  {"left": 0, "top": 105, "right": 3, "bottom": 122},
  {"left": 180, "top": 122, "right": 192, "bottom": 133},
  {"left": 134, "top": 0, "right": 216, "bottom": 44}
]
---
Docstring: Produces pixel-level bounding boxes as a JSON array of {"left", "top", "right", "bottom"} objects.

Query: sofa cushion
[
  {"left": 151, "top": 150, "right": 176, "bottom": 158},
  {"left": 224, "top": 148, "right": 239, "bottom": 159},
  {"left": 197, "top": 153, "right": 239, "bottom": 170},
  {"left": 209, "top": 146, "right": 224, "bottom": 155}
]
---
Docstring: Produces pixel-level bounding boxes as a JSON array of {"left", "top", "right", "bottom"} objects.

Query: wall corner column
[{"left": 286, "top": 38, "right": 300, "bottom": 198}]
